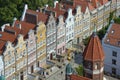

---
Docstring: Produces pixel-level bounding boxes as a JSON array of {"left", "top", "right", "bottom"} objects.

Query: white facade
[
  {"left": 65, "top": 8, "right": 74, "bottom": 48},
  {"left": 0, "top": 56, "right": 3, "bottom": 76}
]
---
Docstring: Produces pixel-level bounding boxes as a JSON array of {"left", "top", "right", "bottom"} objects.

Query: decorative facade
[
  {"left": 56, "top": 15, "right": 66, "bottom": 55},
  {"left": 46, "top": 13, "right": 57, "bottom": 60},
  {"left": 65, "top": 8, "right": 75, "bottom": 49},
  {"left": 36, "top": 22, "right": 46, "bottom": 68}
]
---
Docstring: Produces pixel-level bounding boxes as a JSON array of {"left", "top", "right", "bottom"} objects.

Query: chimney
[
  {"left": 16, "top": 23, "right": 21, "bottom": 29},
  {"left": 1, "top": 24, "right": 10, "bottom": 32},
  {"left": 36, "top": 10, "right": 39, "bottom": 12},
  {"left": 21, "top": 4, "right": 28, "bottom": 21},
  {"left": 54, "top": 1, "right": 58, "bottom": 8},
  {"left": 12, "top": 17, "right": 17, "bottom": 27},
  {"left": 45, "top": 4, "right": 48, "bottom": 8}
]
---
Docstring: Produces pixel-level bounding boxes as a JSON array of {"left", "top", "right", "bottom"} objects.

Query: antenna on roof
[
  {"left": 12, "top": 17, "right": 17, "bottom": 27},
  {"left": 21, "top": 4, "right": 28, "bottom": 21}
]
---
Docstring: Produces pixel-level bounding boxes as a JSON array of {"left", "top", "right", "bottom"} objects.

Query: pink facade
[
  {"left": 57, "top": 15, "right": 66, "bottom": 55},
  {"left": 57, "top": 42, "right": 66, "bottom": 55}
]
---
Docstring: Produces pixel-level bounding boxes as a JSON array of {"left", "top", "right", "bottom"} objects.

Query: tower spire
[{"left": 83, "top": 32, "right": 105, "bottom": 80}]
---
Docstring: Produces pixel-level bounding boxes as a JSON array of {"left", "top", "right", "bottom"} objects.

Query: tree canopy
[{"left": 0, "top": 0, "right": 54, "bottom": 26}]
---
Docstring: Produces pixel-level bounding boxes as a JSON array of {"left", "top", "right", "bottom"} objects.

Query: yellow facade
[
  {"left": 74, "top": 6, "right": 83, "bottom": 44},
  {"left": 36, "top": 22, "right": 46, "bottom": 67},
  {"left": 15, "top": 34, "right": 27, "bottom": 80}
]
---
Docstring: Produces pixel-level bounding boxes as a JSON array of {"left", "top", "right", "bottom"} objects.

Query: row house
[
  {"left": 21, "top": 7, "right": 47, "bottom": 74},
  {"left": 21, "top": 6, "right": 56, "bottom": 60},
  {"left": 0, "top": 20, "right": 35, "bottom": 80},
  {"left": 56, "top": 16, "right": 66, "bottom": 55},
  {"left": 111, "top": 0, "right": 120, "bottom": 17},
  {"left": 73, "top": 1, "right": 91, "bottom": 44},
  {"left": 60, "top": 0, "right": 110, "bottom": 44},
  {"left": 0, "top": 18, "right": 47, "bottom": 80},
  {"left": 86, "top": 0, "right": 111, "bottom": 34},
  {"left": 65, "top": 8, "right": 75, "bottom": 49}
]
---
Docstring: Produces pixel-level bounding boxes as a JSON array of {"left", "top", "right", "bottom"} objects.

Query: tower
[
  {"left": 83, "top": 32, "right": 105, "bottom": 80},
  {"left": 65, "top": 63, "right": 73, "bottom": 80}
]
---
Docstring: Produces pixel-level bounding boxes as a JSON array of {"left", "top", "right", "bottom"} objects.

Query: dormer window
[
  {"left": 111, "top": 30, "right": 114, "bottom": 34},
  {"left": 30, "top": 40, "right": 33, "bottom": 44},
  {"left": 107, "top": 39, "right": 109, "bottom": 42},
  {"left": 40, "top": 33, "right": 42, "bottom": 37},
  {"left": 118, "top": 41, "right": 120, "bottom": 45}
]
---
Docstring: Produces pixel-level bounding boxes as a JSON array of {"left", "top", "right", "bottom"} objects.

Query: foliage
[
  {"left": 114, "top": 18, "right": 120, "bottom": 24},
  {"left": 97, "top": 25, "right": 108, "bottom": 40},
  {"left": 109, "top": 12, "right": 114, "bottom": 24},
  {"left": 75, "top": 65, "right": 83, "bottom": 76},
  {"left": 0, "top": 0, "right": 54, "bottom": 26},
  {"left": 83, "top": 37, "right": 90, "bottom": 46}
]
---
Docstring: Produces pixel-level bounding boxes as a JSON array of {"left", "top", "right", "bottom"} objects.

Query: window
[
  {"left": 40, "top": 33, "right": 42, "bottom": 37},
  {"left": 63, "top": 46, "right": 65, "bottom": 50},
  {"left": 112, "top": 51, "right": 117, "bottom": 57},
  {"left": 37, "top": 61, "right": 39, "bottom": 67},
  {"left": 112, "top": 68, "right": 116, "bottom": 74},
  {"left": 69, "top": 18, "right": 71, "bottom": 21},
  {"left": 112, "top": 59, "right": 116, "bottom": 65},
  {"left": 58, "top": 49, "right": 59, "bottom": 53}
]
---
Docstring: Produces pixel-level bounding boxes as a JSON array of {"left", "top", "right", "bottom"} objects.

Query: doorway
[
  {"left": 20, "top": 72, "right": 24, "bottom": 80},
  {"left": 31, "top": 65, "right": 34, "bottom": 73},
  {"left": 50, "top": 53, "right": 53, "bottom": 60}
]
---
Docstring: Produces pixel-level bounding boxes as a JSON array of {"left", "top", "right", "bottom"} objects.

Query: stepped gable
[
  {"left": 0, "top": 20, "right": 35, "bottom": 54},
  {"left": 83, "top": 32, "right": 105, "bottom": 61}
]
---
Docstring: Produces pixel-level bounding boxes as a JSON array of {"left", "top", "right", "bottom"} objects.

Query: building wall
[
  {"left": 65, "top": 8, "right": 74, "bottom": 49},
  {"left": 46, "top": 13, "right": 57, "bottom": 60},
  {"left": 36, "top": 22, "right": 46, "bottom": 67},
  {"left": 57, "top": 15, "right": 66, "bottom": 55},
  {"left": 15, "top": 35, "right": 27, "bottom": 80},
  {"left": 27, "top": 29, "right": 36, "bottom": 74},
  {"left": 3, "top": 42, "right": 16, "bottom": 80},
  {"left": 102, "top": 43, "right": 120, "bottom": 76},
  {"left": 82, "top": 7, "right": 91, "bottom": 39},
  {"left": 74, "top": 6, "right": 83, "bottom": 44}
]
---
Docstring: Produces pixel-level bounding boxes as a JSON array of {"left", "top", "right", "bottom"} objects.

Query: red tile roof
[
  {"left": 5, "top": 20, "right": 35, "bottom": 38},
  {"left": 83, "top": 32, "right": 105, "bottom": 61},
  {"left": 0, "top": 31, "right": 17, "bottom": 43},
  {"left": 25, "top": 10, "right": 48, "bottom": 24},
  {"left": 0, "top": 40, "right": 6, "bottom": 54},
  {"left": 47, "top": 3, "right": 66, "bottom": 18},
  {"left": 70, "top": 75, "right": 90, "bottom": 80},
  {"left": 104, "top": 23, "right": 120, "bottom": 47},
  {"left": 0, "top": 20, "right": 35, "bottom": 55},
  {"left": 61, "top": 0, "right": 108, "bottom": 12}
]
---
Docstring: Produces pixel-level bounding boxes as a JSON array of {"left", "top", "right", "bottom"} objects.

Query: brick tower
[{"left": 83, "top": 32, "right": 105, "bottom": 80}]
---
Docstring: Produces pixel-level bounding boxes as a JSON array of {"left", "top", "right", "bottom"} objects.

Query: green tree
[
  {"left": 0, "top": 0, "right": 54, "bottom": 27},
  {"left": 114, "top": 18, "right": 120, "bottom": 24},
  {"left": 83, "top": 37, "right": 90, "bottom": 46},
  {"left": 75, "top": 65, "right": 83, "bottom": 76}
]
